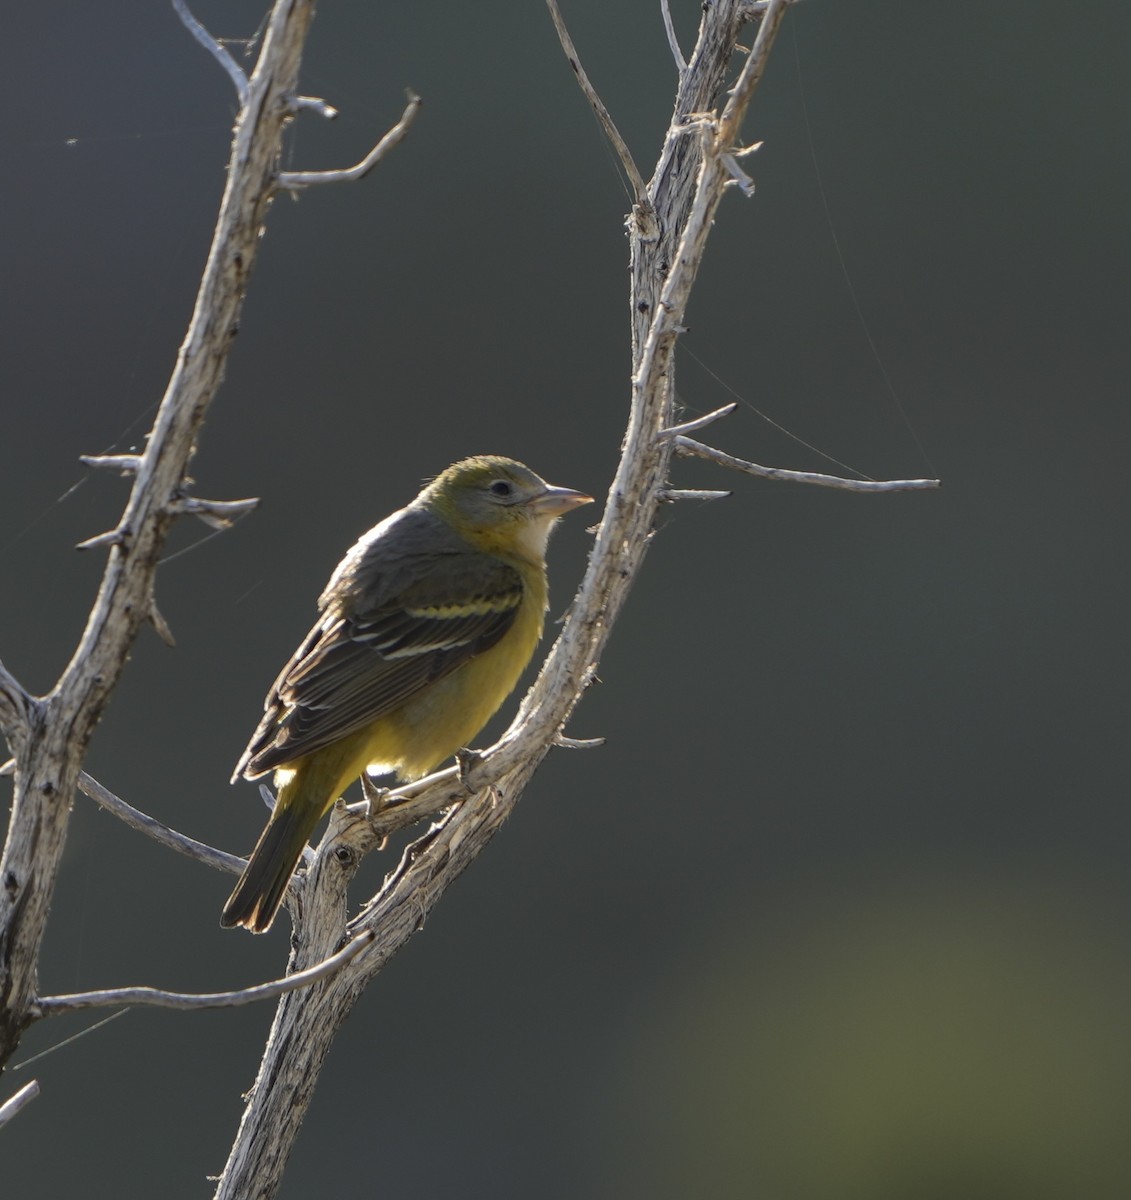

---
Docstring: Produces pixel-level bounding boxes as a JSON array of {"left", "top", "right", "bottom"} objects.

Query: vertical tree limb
[{"left": 0, "top": 0, "right": 319, "bottom": 1066}]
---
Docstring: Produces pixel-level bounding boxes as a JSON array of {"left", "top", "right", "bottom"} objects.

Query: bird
[{"left": 220, "top": 455, "right": 593, "bottom": 932}]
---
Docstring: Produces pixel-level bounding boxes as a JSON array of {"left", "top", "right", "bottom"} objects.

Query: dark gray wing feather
[{"left": 233, "top": 505, "right": 524, "bottom": 780}]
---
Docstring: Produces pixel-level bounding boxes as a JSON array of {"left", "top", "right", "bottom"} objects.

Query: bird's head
[{"left": 423, "top": 456, "right": 593, "bottom": 563}]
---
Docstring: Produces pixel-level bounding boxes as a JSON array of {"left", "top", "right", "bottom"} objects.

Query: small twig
[
  {"left": 77, "top": 771, "right": 245, "bottom": 876},
  {"left": 721, "top": 152, "right": 756, "bottom": 196},
  {"left": 33, "top": 931, "right": 375, "bottom": 1017},
  {"left": 168, "top": 495, "right": 260, "bottom": 530},
  {"left": 552, "top": 734, "right": 606, "bottom": 750},
  {"left": 147, "top": 596, "right": 177, "bottom": 647},
  {"left": 660, "top": 0, "right": 687, "bottom": 74},
  {"left": 75, "top": 527, "right": 125, "bottom": 552},
  {"left": 658, "top": 488, "right": 732, "bottom": 502},
  {"left": 291, "top": 95, "right": 338, "bottom": 120},
  {"left": 79, "top": 454, "right": 143, "bottom": 474},
  {"left": 0, "top": 659, "right": 33, "bottom": 746},
  {"left": 544, "top": 0, "right": 654, "bottom": 232},
  {"left": 656, "top": 402, "right": 737, "bottom": 440},
  {"left": 719, "top": 0, "right": 788, "bottom": 146},
  {"left": 741, "top": 0, "right": 801, "bottom": 14},
  {"left": 674, "top": 436, "right": 941, "bottom": 492},
  {"left": 0, "top": 661, "right": 26, "bottom": 703},
  {"left": 0, "top": 1080, "right": 39, "bottom": 1131},
  {"left": 171, "top": 0, "right": 250, "bottom": 105},
  {"left": 279, "top": 91, "right": 422, "bottom": 190}
]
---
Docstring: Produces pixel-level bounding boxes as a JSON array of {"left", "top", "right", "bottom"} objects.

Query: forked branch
[
  {"left": 544, "top": 0, "right": 655, "bottom": 234},
  {"left": 279, "top": 91, "right": 422, "bottom": 189},
  {"left": 171, "top": 0, "right": 250, "bottom": 103},
  {"left": 675, "top": 436, "right": 940, "bottom": 492},
  {"left": 0, "top": 0, "right": 419, "bottom": 1073},
  {"left": 33, "top": 932, "right": 374, "bottom": 1017}
]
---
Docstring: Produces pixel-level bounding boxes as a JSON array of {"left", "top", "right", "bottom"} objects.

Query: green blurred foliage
[{"left": 603, "top": 870, "right": 1131, "bottom": 1199}]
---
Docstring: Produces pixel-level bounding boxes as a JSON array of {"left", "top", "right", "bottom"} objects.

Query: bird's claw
[
  {"left": 358, "top": 773, "right": 391, "bottom": 817},
  {"left": 341, "top": 775, "right": 391, "bottom": 849},
  {"left": 455, "top": 747, "right": 482, "bottom": 794}
]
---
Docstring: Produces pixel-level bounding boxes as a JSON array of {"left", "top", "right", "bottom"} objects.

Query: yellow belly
[{"left": 383, "top": 583, "right": 545, "bottom": 780}]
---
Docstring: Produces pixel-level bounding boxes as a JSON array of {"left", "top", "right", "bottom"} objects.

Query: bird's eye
[{"left": 489, "top": 480, "right": 513, "bottom": 498}]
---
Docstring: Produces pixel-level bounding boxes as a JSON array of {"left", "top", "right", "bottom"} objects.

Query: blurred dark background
[{"left": 3, "top": 1, "right": 1129, "bottom": 1196}]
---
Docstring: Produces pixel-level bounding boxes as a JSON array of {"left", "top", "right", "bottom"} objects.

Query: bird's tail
[{"left": 220, "top": 789, "right": 322, "bottom": 934}]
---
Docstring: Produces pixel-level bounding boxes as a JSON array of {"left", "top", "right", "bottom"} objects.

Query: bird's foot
[
  {"left": 455, "top": 747, "right": 482, "bottom": 795},
  {"left": 344, "top": 774, "right": 390, "bottom": 818},
  {"left": 344, "top": 774, "right": 391, "bottom": 849},
  {"left": 358, "top": 773, "right": 391, "bottom": 817}
]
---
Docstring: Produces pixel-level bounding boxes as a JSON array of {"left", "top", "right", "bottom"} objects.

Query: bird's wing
[{"left": 234, "top": 514, "right": 525, "bottom": 780}]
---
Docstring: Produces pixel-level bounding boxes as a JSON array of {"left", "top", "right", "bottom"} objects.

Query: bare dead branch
[
  {"left": 0, "top": 1079, "right": 39, "bottom": 1130},
  {"left": 658, "top": 488, "right": 732, "bottom": 502},
  {"left": 0, "top": 661, "right": 34, "bottom": 749},
  {"left": 741, "top": 0, "right": 801, "bottom": 14},
  {"left": 147, "top": 597, "right": 177, "bottom": 647},
  {"left": 79, "top": 454, "right": 143, "bottom": 474},
  {"left": 0, "top": 0, "right": 322, "bottom": 1066},
  {"left": 719, "top": 0, "right": 788, "bottom": 143},
  {"left": 290, "top": 95, "right": 338, "bottom": 119},
  {"left": 552, "top": 734, "right": 606, "bottom": 750},
  {"left": 722, "top": 151, "right": 757, "bottom": 195},
  {"left": 77, "top": 772, "right": 245, "bottom": 876},
  {"left": 657, "top": 402, "right": 737, "bottom": 439},
  {"left": 544, "top": 0, "right": 655, "bottom": 235},
  {"left": 171, "top": 0, "right": 250, "bottom": 105},
  {"left": 278, "top": 91, "right": 422, "bottom": 190},
  {"left": 168, "top": 495, "right": 261, "bottom": 529},
  {"left": 674, "top": 436, "right": 941, "bottom": 492},
  {"left": 74, "top": 527, "right": 126, "bottom": 552},
  {"left": 661, "top": 0, "right": 687, "bottom": 74},
  {"left": 33, "top": 931, "right": 374, "bottom": 1017}
]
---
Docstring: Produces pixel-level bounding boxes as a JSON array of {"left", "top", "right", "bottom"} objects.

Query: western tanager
[{"left": 221, "top": 456, "right": 592, "bottom": 933}]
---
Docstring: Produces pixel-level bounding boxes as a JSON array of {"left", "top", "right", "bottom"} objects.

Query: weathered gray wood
[{"left": 0, "top": 0, "right": 319, "bottom": 1067}]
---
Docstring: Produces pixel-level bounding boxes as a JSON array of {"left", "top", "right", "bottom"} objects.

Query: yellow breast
[{"left": 377, "top": 564, "right": 547, "bottom": 781}]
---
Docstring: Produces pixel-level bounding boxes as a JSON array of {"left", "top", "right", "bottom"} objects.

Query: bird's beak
[{"left": 528, "top": 485, "right": 593, "bottom": 517}]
